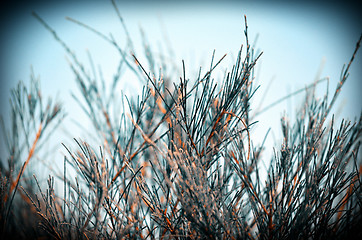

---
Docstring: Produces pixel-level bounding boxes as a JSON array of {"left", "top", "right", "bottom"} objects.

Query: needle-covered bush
[{"left": 1, "top": 1, "right": 361, "bottom": 239}]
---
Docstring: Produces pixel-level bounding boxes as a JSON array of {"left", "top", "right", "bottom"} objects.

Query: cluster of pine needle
[{"left": 1, "top": 1, "right": 361, "bottom": 239}]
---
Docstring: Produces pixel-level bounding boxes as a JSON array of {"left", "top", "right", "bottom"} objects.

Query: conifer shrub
[{"left": 1, "top": 1, "right": 361, "bottom": 239}]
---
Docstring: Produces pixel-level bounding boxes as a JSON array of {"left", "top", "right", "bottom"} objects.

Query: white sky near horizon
[{"left": 0, "top": 1, "right": 361, "bottom": 175}]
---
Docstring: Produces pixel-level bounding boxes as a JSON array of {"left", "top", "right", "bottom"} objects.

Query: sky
[{"left": 0, "top": 0, "right": 361, "bottom": 170}]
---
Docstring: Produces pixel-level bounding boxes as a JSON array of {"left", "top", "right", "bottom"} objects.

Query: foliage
[{"left": 1, "top": 1, "right": 361, "bottom": 239}]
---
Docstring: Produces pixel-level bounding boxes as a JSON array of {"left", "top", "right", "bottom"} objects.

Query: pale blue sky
[{"left": 1, "top": 1, "right": 361, "bottom": 162}]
